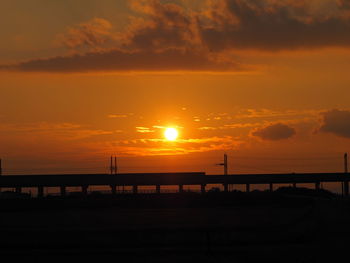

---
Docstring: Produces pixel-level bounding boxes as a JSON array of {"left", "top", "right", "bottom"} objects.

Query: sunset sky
[{"left": 2, "top": 0, "right": 350, "bottom": 175}]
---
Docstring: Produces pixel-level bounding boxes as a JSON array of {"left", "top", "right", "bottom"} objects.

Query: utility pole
[
  {"left": 110, "top": 155, "right": 118, "bottom": 175},
  {"left": 114, "top": 156, "right": 118, "bottom": 175},
  {"left": 216, "top": 153, "right": 228, "bottom": 175},
  {"left": 0, "top": 158, "right": 2, "bottom": 176},
  {"left": 110, "top": 156, "right": 113, "bottom": 175},
  {"left": 344, "top": 153, "right": 349, "bottom": 196},
  {"left": 345, "top": 153, "right": 348, "bottom": 173},
  {"left": 0, "top": 159, "right": 2, "bottom": 193}
]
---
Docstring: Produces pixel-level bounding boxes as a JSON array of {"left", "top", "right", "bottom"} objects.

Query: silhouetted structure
[
  {"left": 0, "top": 172, "right": 349, "bottom": 198},
  {"left": 344, "top": 153, "right": 349, "bottom": 196},
  {"left": 110, "top": 156, "right": 118, "bottom": 175},
  {"left": 216, "top": 153, "right": 228, "bottom": 175}
]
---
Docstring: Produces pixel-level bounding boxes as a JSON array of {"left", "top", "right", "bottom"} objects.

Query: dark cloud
[
  {"left": 252, "top": 123, "right": 296, "bottom": 140},
  {"left": 125, "top": 0, "right": 199, "bottom": 51},
  {"left": 1, "top": 1, "right": 238, "bottom": 73},
  {"left": 319, "top": 109, "right": 350, "bottom": 138},
  {"left": 1, "top": 48, "right": 240, "bottom": 73},
  {"left": 200, "top": 0, "right": 350, "bottom": 51},
  {"left": 55, "top": 18, "right": 115, "bottom": 51},
  {"left": 3, "top": 0, "right": 350, "bottom": 72},
  {"left": 338, "top": 0, "right": 350, "bottom": 9}
]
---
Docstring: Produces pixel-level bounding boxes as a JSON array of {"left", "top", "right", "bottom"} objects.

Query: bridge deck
[{"left": 0, "top": 172, "right": 349, "bottom": 188}]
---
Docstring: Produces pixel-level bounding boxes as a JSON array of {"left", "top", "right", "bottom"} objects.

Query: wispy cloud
[
  {"left": 108, "top": 114, "right": 129, "bottom": 118},
  {"left": 114, "top": 135, "right": 242, "bottom": 156},
  {"left": 136, "top": 126, "right": 155, "bottom": 133},
  {"left": 0, "top": 122, "right": 118, "bottom": 140}
]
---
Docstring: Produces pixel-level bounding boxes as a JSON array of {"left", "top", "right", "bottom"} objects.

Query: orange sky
[{"left": 2, "top": 0, "right": 350, "bottom": 175}]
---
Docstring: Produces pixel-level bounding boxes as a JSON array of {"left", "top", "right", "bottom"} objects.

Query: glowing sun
[{"left": 164, "top": 127, "right": 178, "bottom": 141}]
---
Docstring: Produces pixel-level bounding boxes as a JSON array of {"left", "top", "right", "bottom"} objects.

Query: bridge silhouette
[{"left": 0, "top": 172, "right": 349, "bottom": 197}]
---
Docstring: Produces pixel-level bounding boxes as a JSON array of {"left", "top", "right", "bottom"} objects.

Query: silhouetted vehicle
[
  {"left": 90, "top": 191, "right": 103, "bottom": 196},
  {"left": 0, "top": 191, "right": 30, "bottom": 199},
  {"left": 208, "top": 187, "right": 220, "bottom": 192},
  {"left": 275, "top": 186, "right": 335, "bottom": 198}
]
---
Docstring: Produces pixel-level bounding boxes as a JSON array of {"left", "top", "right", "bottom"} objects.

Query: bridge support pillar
[
  {"left": 15, "top": 187, "right": 22, "bottom": 194},
  {"left": 269, "top": 183, "right": 273, "bottom": 192},
  {"left": 111, "top": 185, "right": 117, "bottom": 195},
  {"left": 223, "top": 184, "right": 228, "bottom": 192},
  {"left": 82, "top": 185, "right": 88, "bottom": 195},
  {"left": 315, "top": 182, "right": 320, "bottom": 190},
  {"left": 201, "top": 184, "right": 206, "bottom": 194},
  {"left": 60, "top": 186, "right": 66, "bottom": 197},
  {"left": 246, "top": 184, "right": 250, "bottom": 193},
  {"left": 133, "top": 185, "right": 138, "bottom": 194},
  {"left": 156, "top": 185, "right": 161, "bottom": 194},
  {"left": 344, "top": 181, "right": 349, "bottom": 196},
  {"left": 178, "top": 185, "right": 184, "bottom": 193},
  {"left": 37, "top": 186, "right": 44, "bottom": 198}
]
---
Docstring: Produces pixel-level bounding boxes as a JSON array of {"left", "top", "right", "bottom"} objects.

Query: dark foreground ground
[{"left": 0, "top": 188, "right": 349, "bottom": 262}]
